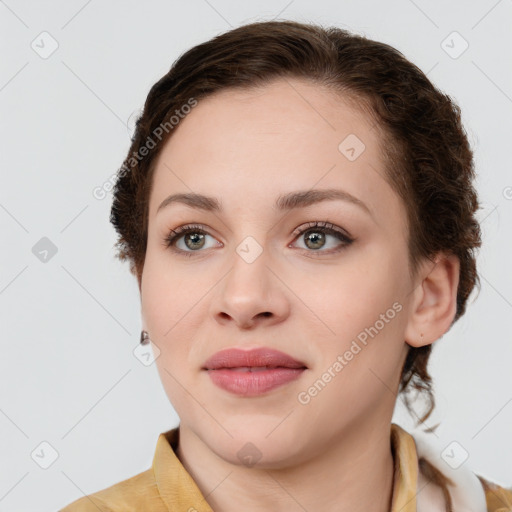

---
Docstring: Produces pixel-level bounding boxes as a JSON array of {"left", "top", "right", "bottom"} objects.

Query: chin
[
  {"left": 202, "top": 420, "right": 305, "bottom": 468},
  {"left": 214, "top": 440, "right": 300, "bottom": 470}
]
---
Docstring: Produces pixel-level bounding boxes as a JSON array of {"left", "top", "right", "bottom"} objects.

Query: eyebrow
[{"left": 157, "top": 188, "right": 373, "bottom": 217}]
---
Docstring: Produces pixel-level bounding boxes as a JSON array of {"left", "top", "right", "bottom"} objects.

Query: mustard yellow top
[{"left": 60, "top": 423, "right": 512, "bottom": 511}]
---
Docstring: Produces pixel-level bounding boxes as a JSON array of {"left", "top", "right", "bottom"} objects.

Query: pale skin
[{"left": 138, "top": 78, "right": 460, "bottom": 512}]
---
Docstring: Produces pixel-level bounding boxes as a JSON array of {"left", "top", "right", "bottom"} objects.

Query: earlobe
[{"left": 404, "top": 253, "right": 460, "bottom": 348}]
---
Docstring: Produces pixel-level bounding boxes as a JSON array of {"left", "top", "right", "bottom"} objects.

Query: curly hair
[{"left": 110, "top": 20, "right": 481, "bottom": 432}]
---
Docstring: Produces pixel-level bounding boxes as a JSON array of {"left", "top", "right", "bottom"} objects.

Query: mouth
[
  {"left": 204, "top": 366, "right": 307, "bottom": 396},
  {"left": 202, "top": 347, "right": 308, "bottom": 396},
  {"left": 216, "top": 366, "right": 304, "bottom": 372},
  {"left": 202, "top": 346, "right": 308, "bottom": 371}
]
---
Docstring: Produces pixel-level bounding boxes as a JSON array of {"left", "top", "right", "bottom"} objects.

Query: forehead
[{"left": 149, "top": 78, "right": 404, "bottom": 227}]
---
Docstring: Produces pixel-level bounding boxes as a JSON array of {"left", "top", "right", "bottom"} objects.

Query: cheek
[
  {"left": 140, "top": 251, "right": 206, "bottom": 381},
  {"left": 301, "top": 247, "right": 410, "bottom": 391},
  {"left": 142, "top": 264, "right": 196, "bottom": 407},
  {"left": 140, "top": 249, "right": 194, "bottom": 332},
  {"left": 312, "top": 251, "right": 406, "bottom": 329},
  {"left": 300, "top": 276, "right": 407, "bottom": 416}
]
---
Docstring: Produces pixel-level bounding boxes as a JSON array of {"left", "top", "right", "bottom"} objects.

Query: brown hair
[{"left": 111, "top": 20, "right": 481, "bottom": 433}]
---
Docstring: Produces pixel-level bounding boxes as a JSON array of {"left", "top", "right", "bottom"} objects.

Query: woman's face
[{"left": 141, "top": 78, "right": 421, "bottom": 466}]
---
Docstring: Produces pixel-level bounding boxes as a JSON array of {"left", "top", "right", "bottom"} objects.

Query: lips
[
  {"left": 202, "top": 347, "right": 307, "bottom": 370},
  {"left": 203, "top": 347, "right": 307, "bottom": 396}
]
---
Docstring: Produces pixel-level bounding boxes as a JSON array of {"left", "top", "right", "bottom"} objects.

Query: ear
[{"left": 404, "top": 252, "right": 460, "bottom": 348}]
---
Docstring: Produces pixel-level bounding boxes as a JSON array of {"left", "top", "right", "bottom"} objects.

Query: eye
[
  {"left": 163, "top": 221, "right": 354, "bottom": 257},
  {"left": 290, "top": 221, "right": 354, "bottom": 256},
  {"left": 163, "top": 224, "right": 221, "bottom": 257}
]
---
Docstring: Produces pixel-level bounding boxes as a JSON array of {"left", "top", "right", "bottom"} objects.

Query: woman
[{"left": 60, "top": 20, "right": 512, "bottom": 512}]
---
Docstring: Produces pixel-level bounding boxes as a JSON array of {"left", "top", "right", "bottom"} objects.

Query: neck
[{"left": 176, "top": 419, "right": 396, "bottom": 512}]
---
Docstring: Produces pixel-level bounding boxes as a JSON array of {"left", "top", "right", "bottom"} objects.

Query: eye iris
[
  {"left": 185, "top": 232, "right": 205, "bottom": 250},
  {"left": 305, "top": 230, "right": 325, "bottom": 250}
]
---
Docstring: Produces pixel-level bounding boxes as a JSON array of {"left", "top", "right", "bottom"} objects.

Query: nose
[{"left": 211, "top": 243, "right": 290, "bottom": 330}]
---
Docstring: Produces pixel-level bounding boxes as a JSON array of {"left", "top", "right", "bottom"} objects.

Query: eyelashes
[
  {"left": 163, "top": 224, "right": 219, "bottom": 257},
  {"left": 162, "top": 220, "right": 355, "bottom": 258}
]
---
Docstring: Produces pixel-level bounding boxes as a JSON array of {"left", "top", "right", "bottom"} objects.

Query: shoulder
[
  {"left": 478, "top": 475, "right": 512, "bottom": 512},
  {"left": 59, "top": 467, "right": 166, "bottom": 512}
]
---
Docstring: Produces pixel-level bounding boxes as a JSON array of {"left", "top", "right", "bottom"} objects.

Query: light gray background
[{"left": 1, "top": 1, "right": 511, "bottom": 510}]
